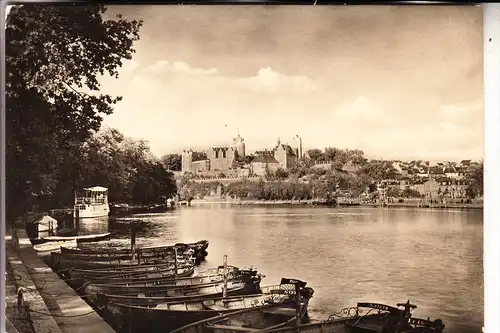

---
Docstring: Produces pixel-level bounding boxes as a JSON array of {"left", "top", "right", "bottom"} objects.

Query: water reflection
[{"left": 71, "top": 205, "right": 482, "bottom": 332}]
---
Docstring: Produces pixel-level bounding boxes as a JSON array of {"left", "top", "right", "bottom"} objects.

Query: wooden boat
[
  {"left": 258, "top": 301, "right": 445, "bottom": 333},
  {"left": 98, "top": 280, "right": 313, "bottom": 307},
  {"left": 42, "top": 232, "right": 111, "bottom": 243},
  {"left": 105, "top": 279, "right": 314, "bottom": 333},
  {"left": 85, "top": 275, "right": 263, "bottom": 299},
  {"left": 61, "top": 239, "right": 209, "bottom": 261},
  {"left": 68, "top": 263, "right": 196, "bottom": 281},
  {"left": 50, "top": 251, "right": 195, "bottom": 270},
  {"left": 66, "top": 261, "right": 229, "bottom": 280},
  {"left": 59, "top": 250, "right": 195, "bottom": 264},
  {"left": 84, "top": 266, "right": 252, "bottom": 285},
  {"left": 33, "top": 239, "right": 77, "bottom": 252},
  {"left": 67, "top": 265, "right": 196, "bottom": 288}
]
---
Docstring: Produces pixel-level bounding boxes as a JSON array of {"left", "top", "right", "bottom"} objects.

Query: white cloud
[
  {"left": 238, "top": 67, "right": 318, "bottom": 93},
  {"left": 438, "top": 101, "right": 483, "bottom": 125},
  {"left": 120, "top": 59, "right": 140, "bottom": 74},
  {"left": 144, "top": 60, "right": 218, "bottom": 76},
  {"left": 171, "top": 61, "right": 218, "bottom": 76},
  {"left": 334, "top": 95, "right": 384, "bottom": 121}
]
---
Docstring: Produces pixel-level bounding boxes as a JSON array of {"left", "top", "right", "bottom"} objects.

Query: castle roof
[
  {"left": 233, "top": 134, "right": 244, "bottom": 143},
  {"left": 209, "top": 146, "right": 235, "bottom": 150},
  {"left": 276, "top": 144, "right": 297, "bottom": 156},
  {"left": 251, "top": 154, "right": 279, "bottom": 164}
]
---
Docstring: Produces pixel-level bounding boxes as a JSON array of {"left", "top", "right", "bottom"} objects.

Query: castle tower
[
  {"left": 181, "top": 150, "right": 193, "bottom": 174},
  {"left": 233, "top": 134, "right": 246, "bottom": 157}
]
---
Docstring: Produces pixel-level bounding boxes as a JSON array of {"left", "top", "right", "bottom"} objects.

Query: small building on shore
[{"left": 250, "top": 154, "right": 280, "bottom": 176}]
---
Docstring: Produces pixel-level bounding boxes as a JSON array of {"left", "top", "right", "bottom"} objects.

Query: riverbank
[
  {"left": 5, "top": 219, "right": 114, "bottom": 333},
  {"left": 190, "top": 198, "right": 483, "bottom": 210}
]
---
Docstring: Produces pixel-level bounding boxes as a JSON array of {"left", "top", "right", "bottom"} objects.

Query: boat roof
[
  {"left": 83, "top": 186, "right": 108, "bottom": 192},
  {"left": 35, "top": 215, "right": 57, "bottom": 224}
]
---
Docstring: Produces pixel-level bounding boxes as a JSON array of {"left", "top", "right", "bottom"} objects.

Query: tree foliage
[
  {"left": 161, "top": 154, "right": 182, "bottom": 171},
  {"left": 5, "top": 5, "right": 143, "bottom": 218},
  {"left": 465, "top": 162, "right": 483, "bottom": 198}
]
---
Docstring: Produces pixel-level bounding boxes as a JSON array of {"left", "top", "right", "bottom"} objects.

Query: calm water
[{"left": 73, "top": 205, "right": 483, "bottom": 333}]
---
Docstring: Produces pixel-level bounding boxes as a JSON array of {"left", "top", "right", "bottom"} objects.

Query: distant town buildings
[
  {"left": 179, "top": 134, "right": 481, "bottom": 200},
  {"left": 181, "top": 135, "right": 298, "bottom": 177}
]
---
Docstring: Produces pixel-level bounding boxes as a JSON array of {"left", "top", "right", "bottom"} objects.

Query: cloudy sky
[{"left": 97, "top": 5, "right": 483, "bottom": 161}]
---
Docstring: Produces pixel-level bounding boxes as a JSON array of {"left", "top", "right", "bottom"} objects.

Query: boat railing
[
  {"left": 408, "top": 317, "right": 445, "bottom": 332},
  {"left": 260, "top": 284, "right": 299, "bottom": 297},
  {"left": 75, "top": 197, "right": 108, "bottom": 205},
  {"left": 327, "top": 306, "right": 361, "bottom": 320}
]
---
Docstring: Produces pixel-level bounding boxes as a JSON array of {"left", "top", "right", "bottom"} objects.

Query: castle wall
[
  {"left": 192, "top": 160, "right": 210, "bottom": 173},
  {"left": 181, "top": 151, "right": 193, "bottom": 173},
  {"left": 251, "top": 162, "right": 280, "bottom": 176},
  {"left": 207, "top": 147, "right": 237, "bottom": 171},
  {"left": 235, "top": 142, "right": 246, "bottom": 157},
  {"left": 274, "top": 146, "right": 297, "bottom": 170}
]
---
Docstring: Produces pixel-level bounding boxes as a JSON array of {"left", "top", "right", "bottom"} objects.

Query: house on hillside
[{"left": 250, "top": 154, "right": 280, "bottom": 176}]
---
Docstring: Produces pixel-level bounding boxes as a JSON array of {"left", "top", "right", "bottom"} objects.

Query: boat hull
[
  {"left": 61, "top": 240, "right": 209, "bottom": 263},
  {"left": 41, "top": 232, "right": 111, "bottom": 243},
  {"left": 170, "top": 299, "right": 311, "bottom": 333},
  {"left": 33, "top": 240, "right": 77, "bottom": 252},
  {"left": 86, "top": 266, "right": 249, "bottom": 286},
  {"left": 107, "top": 294, "right": 301, "bottom": 333},
  {"left": 74, "top": 204, "right": 110, "bottom": 218},
  {"left": 87, "top": 278, "right": 262, "bottom": 299},
  {"left": 50, "top": 252, "right": 196, "bottom": 270},
  {"left": 68, "top": 262, "right": 210, "bottom": 279},
  {"left": 62, "top": 240, "right": 209, "bottom": 260}
]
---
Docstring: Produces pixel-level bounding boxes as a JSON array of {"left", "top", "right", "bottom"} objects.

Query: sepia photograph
[{"left": 2, "top": 3, "right": 490, "bottom": 333}]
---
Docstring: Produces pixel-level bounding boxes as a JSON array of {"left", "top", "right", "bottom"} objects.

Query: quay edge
[{"left": 7, "top": 222, "right": 115, "bottom": 333}]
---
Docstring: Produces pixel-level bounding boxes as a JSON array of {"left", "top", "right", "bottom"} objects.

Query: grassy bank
[{"left": 190, "top": 198, "right": 483, "bottom": 210}]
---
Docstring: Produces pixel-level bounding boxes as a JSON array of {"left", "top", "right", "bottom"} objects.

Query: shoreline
[{"left": 189, "top": 198, "right": 483, "bottom": 210}]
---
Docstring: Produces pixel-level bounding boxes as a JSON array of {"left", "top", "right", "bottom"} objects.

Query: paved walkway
[
  {"left": 5, "top": 259, "right": 35, "bottom": 333},
  {"left": 7, "top": 226, "right": 115, "bottom": 333}
]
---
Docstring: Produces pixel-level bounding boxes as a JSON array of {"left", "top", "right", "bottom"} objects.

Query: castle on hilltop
[{"left": 181, "top": 134, "right": 298, "bottom": 177}]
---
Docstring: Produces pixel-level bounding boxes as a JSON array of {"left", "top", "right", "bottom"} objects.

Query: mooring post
[
  {"left": 223, "top": 254, "right": 228, "bottom": 305},
  {"left": 131, "top": 222, "right": 137, "bottom": 261},
  {"left": 174, "top": 246, "right": 178, "bottom": 278},
  {"left": 295, "top": 282, "right": 301, "bottom": 327}
]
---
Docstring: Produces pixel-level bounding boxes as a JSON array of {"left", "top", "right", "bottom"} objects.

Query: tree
[
  {"left": 386, "top": 187, "right": 402, "bottom": 198},
  {"left": 306, "top": 149, "right": 323, "bottom": 162},
  {"left": 466, "top": 162, "right": 483, "bottom": 198},
  {"left": 274, "top": 168, "right": 289, "bottom": 180},
  {"left": 401, "top": 188, "right": 422, "bottom": 198},
  {"left": 5, "top": 5, "right": 142, "bottom": 219},
  {"left": 161, "top": 154, "right": 182, "bottom": 171}
]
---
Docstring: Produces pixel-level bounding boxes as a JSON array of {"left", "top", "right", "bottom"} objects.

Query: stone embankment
[{"left": 5, "top": 221, "right": 114, "bottom": 333}]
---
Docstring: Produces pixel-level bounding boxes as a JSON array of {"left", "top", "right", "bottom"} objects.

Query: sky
[{"left": 18, "top": 5, "right": 486, "bottom": 161}]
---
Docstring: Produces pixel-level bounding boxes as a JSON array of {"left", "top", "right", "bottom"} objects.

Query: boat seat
[
  {"left": 261, "top": 308, "right": 296, "bottom": 316},
  {"left": 204, "top": 304, "right": 229, "bottom": 311},
  {"left": 207, "top": 324, "right": 260, "bottom": 332},
  {"left": 350, "top": 321, "right": 385, "bottom": 333}
]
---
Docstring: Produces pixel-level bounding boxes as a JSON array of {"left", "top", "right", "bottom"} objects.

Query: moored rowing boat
[
  {"left": 50, "top": 251, "right": 196, "bottom": 270},
  {"left": 85, "top": 266, "right": 252, "bottom": 285},
  {"left": 254, "top": 300, "right": 445, "bottom": 333},
  {"left": 60, "top": 240, "right": 209, "bottom": 263},
  {"left": 105, "top": 279, "right": 314, "bottom": 333},
  {"left": 85, "top": 275, "right": 263, "bottom": 300},
  {"left": 33, "top": 239, "right": 77, "bottom": 252}
]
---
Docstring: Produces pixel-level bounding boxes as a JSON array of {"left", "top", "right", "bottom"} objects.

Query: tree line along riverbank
[{"left": 177, "top": 163, "right": 483, "bottom": 207}]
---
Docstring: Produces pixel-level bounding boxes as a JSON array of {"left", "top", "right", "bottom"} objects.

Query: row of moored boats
[{"left": 42, "top": 238, "right": 446, "bottom": 333}]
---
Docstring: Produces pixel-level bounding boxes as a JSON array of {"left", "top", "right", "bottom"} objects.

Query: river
[{"left": 72, "top": 205, "right": 483, "bottom": 333}]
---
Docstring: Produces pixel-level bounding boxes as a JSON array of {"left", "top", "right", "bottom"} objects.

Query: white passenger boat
[{"left": 74, "top": 186, "right": 110, "bottom": 218}]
